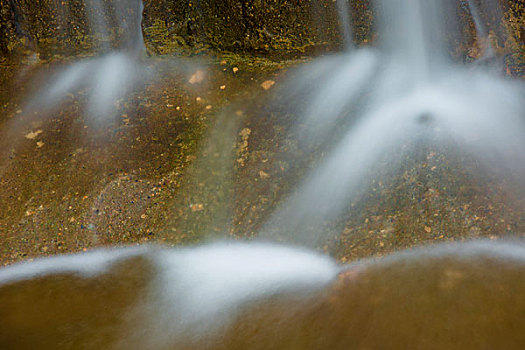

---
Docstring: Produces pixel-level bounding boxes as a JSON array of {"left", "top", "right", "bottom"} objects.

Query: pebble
[
  {"left": 261, "top": 80, "right": 275, "bottom": 90},
  {"left": 188, "top": 70, "right": 205, "bottom": 84},
  {"left": 25, "top": 130, "right": 43, "bottom": 139}
]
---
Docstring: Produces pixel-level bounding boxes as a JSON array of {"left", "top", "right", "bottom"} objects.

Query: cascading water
[
  {"left": 261, "top": 0, "right": 525, "bottom": 245},
  {"left": 0, "top": 242, "right": 339, "bottom": 349},
  {"left": 84, "top": 0, "right": 145, "bottom": 54},
  {"left": 25, "top": 0, "right": 148, "bottom": 125},
  {"left": 2, "top": 241, "right": 525, "bottom": 349},
  {"left": 1, "top": 0, "right": 525, "bottom": 348},
  {"left": 336, "top": 0, "right": 354, "bottom": 50},
  {"left": 466, "top": 0, "right": 495, "bottom": 58}
]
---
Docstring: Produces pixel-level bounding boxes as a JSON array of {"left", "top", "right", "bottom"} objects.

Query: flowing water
[
  {"left": 2, "top": 240, "right": 525, "bottom": 349},
  {"left": 261, "top": 0, "right": 525, "bottom": 244},
  {"left": 1, "top": 0, "right": 525, "bottom": 348},
  {"left": 0, "top": 242, "right": 339, "bottom": 349},
  {"left": 24, "top": 0, "right": 148, "bottom": 126},
  {"left": 336, "top": 0, "right": 354, "bottom": 49},
  {"left": 466, "top": 0, "right": 495, "bottom": 58}
]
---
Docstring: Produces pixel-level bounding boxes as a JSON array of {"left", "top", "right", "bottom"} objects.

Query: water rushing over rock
[
  {"left": 84, "top": 0, "right": 145, "bottom": 55},
  {"left": 24, "top": 0, "right": 148, "bottom": 125},
  {"left": 0, "top": 242, "right": 338, "bottom": 349},
  {"left": 336, "top": 0, "right": 354, "bottom": 50},
  {"left": 0, "top": 0, "right": 524, "bottom": 348},
  {"left": 2, "top": 240, "right": 525, "bottom": 349},
  {"left": 262, "top": 0, "right": 525, "bottom": 245}
]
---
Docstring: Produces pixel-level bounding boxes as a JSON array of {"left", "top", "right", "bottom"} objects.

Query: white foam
[
  {"left": 0, "top": 241, "right": 338, "bottom": 347},
  {"left": 131, "top": 241, "right": 338, "bottom": 347},
  {"left": 357, "top": 240, "right": 525, "bottom": 268},
  {"left": 262, "top": 42, "right": 525, "bottom": 246},
  {"left": 0, "top": 246, "right": 147, "bottom": 285}
]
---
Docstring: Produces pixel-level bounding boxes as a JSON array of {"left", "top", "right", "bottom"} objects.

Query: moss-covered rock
[
  {"left": 0, "top": 0, "right": 347, "bottom": 58},
  {"left": 141, "top": 0, "right": 344, "bottom": 56},
  {"left": 0, "top": 0, "right": 522, "bottom": 65}
]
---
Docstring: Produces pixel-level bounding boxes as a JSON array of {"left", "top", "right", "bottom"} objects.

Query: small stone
[
  {"left": 189, "top": 70, "right": 205, "bottom": 84},
  {"left": 261, "top": 80, "right": 275, "bottom": 90},
  {"left": 190, "top": 203, "right": 204, "bottom": 212},
  {"left": 424, "top": 226, "right": 432, "bottom": 233},
  {"left": 25, "top": 130, "right": 43, "bottom": 139},
  {"left": 259, "top": 170, "right": 270, "bottom": 179}
]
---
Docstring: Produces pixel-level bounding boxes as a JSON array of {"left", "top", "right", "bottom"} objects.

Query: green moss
[
  {"left": 502, "top": 1, "right": 524, "bottom": 74},
  {"left": 144, "top": 19, "right": 187, "bottom": 55},
  {"left": 1, "top": 0, "right": 523, "bottom": 72}
]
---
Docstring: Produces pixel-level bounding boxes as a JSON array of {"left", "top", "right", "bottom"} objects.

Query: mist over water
[{"left": 261, "top": 0, "right": 525, "bottom": 245}]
